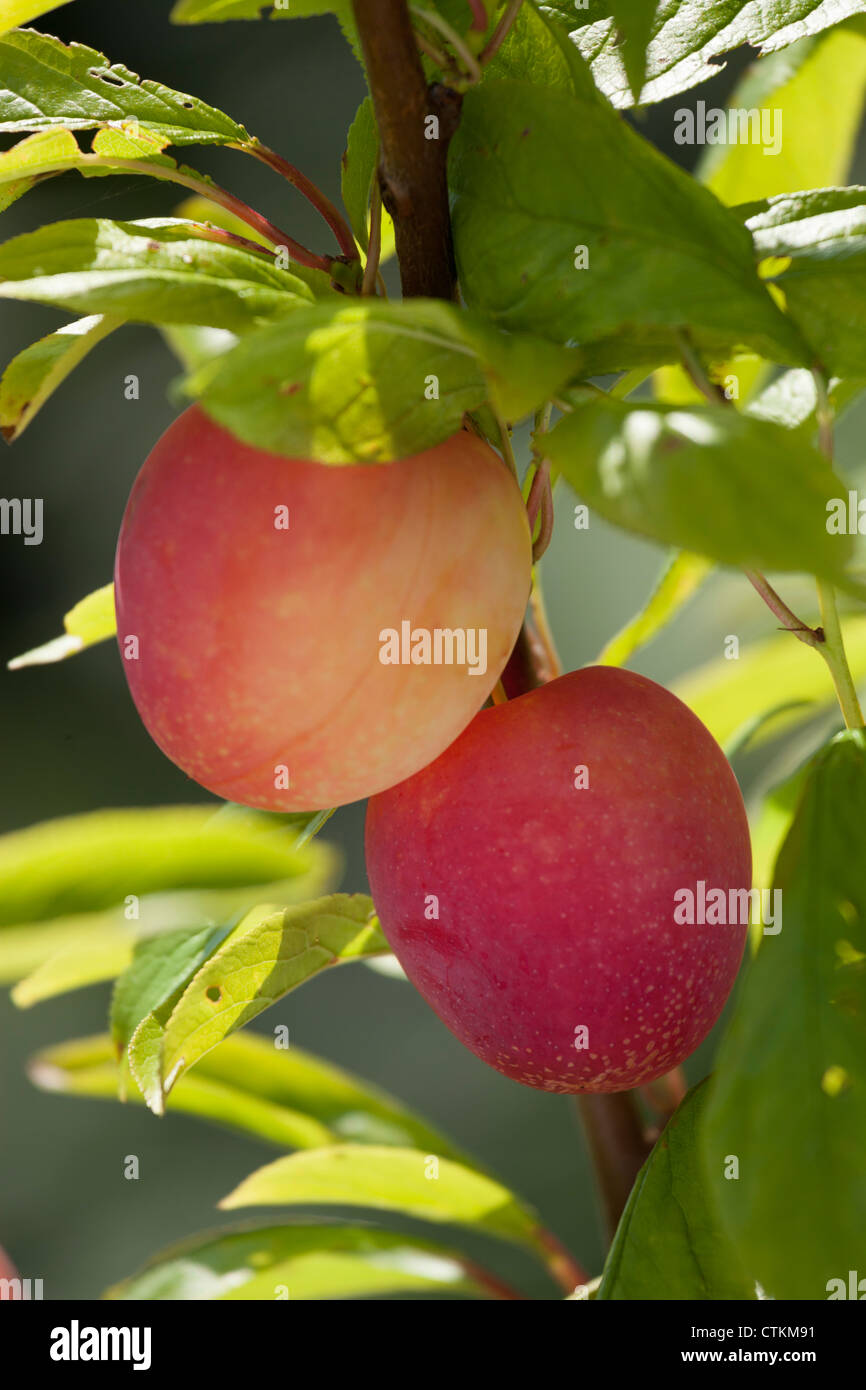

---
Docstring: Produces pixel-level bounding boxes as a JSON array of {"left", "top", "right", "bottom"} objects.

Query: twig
[
  {"left": 574, "top": 1092, "right": 652, "bottom": 1241},
  {"left": 743, "top": 571, "right": 824, "bottom": 650},
  {"left": 352, "top": 0, "right": 610, "bottom": 1274}
]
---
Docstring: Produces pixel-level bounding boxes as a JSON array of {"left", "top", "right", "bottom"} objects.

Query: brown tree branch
[
  {"left": 351, "top": 0, "right": 460, "bottom": 298},
  {"left": 352, "top": 0, "right": 651, "bottom": 1259}
]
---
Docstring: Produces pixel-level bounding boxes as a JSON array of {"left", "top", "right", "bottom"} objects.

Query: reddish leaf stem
[{"left": 245, "top": 141, "right": 360, "bottom": 261}]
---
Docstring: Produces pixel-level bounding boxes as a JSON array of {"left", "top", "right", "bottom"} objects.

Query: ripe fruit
[
  {"left": 366, "top": 666, "right": 751, "bottom": 1094},
  {"left": 114, "top": 406, "right": 530, "bottom": 810}
]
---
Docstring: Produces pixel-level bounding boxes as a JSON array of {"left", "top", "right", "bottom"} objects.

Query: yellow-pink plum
[
  {"left": 366, "top": 666, "right": 751, "bottom": 1093},
  {"left": 114, "top": 406, "right": 530, "bottom": 810}
]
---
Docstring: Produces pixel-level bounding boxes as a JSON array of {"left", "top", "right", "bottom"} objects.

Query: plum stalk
[{"left": 352, "top": 0, "right": 656, "bottom": 1273}]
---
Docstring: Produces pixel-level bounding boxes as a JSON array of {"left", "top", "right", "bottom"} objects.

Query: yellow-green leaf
[{"left": 8, "top": 582, "right": 116, "bottom": 668}]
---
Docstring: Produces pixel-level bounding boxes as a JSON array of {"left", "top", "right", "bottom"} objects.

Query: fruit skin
[
  {"left": 114, "top": 406, "right": 530, "bottom": 810},
  {"left": 366, "top": 666, "right": 752, "bottom": 1094}
]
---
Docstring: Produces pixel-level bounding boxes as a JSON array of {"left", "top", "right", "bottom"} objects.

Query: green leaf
[
  {"left": 0, "top": 127, "right": 76, "bottom": 211},
  {"left": 747, "top": 759, "right": 811, "bottom": 951},
  {"left": 8, "top": 581, "right": 115, "bottom": 668},
  {"left": 0, "top": 28, "right": 250, "bottom": 143},
  {"left": 341, "top": 96, "right": 395, "bottom": 261},
  {"left": 111, "top": 925, "right": 231, "bottom": 1052},
  {"left": 0, "top": 0, "right": 72, "bottom": 34},
  {"left": 698, "top": 29, "right": 866, "bottom": 206},
  {"left": 449, "top": 80, "right": 806, "bottom": 372},
  {"left": 170, "top": 194, "right": 338, "bottom": 300},
  {"left": 703, "top": 731, "right": 866, "bottom": 1298},
  {"left": 106, "top": 1222, "right": 493, "bottom": 1301},
  {"left": 485, "top": 3, "right": 601, "bottom": 104},
  {"left": 0, "top": 218, "right": 313, "bottom": 329},
  {"left": 135, "top": 895, "right": 387, "bottom": 1112},
  {"left": 598, "top": 1082, "right": 754, "bottom": 1299},
  {"left": 673, "top": 615, "right": 866, "bottom": 752},
  {"left": 190, "top": 298, "right": 581, "bottom": 462},
  {"left": 30, "top": 1029, "right": 468, "bottom": 1157},
  {"left": 545, "top": 397, "right": 854, "bottom": 582},
  {"left": 546, "top": 0, "right": 866, "bottom": 108},
  {"left": 171, "top": 0, "right": 347, "bottom": 21},
  {"left": 160, "top": 323, "right": 237, "bottom": 373},
  {"left": 596, "top": 551, "right": 713, "bottom": 666},
  {"left": 12, "top": 938, "right": 133, "bottom": 1007},
  {"left": 0, "top": 804, "right": 333, "bottom": 929},
  {"left": 0, "top": 313, "right": 119, "bottom": 441},
  {"left": 743, "top": 187, "right": 866, "bottom": 377},
  {"left": 221, "top": 1144, "right": 548, "bottom": 1257},
  {"left": 608, "top": 1, "right": 658, "bottom": 103}
]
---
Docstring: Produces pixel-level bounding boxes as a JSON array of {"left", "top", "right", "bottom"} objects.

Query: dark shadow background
[{"left": 1, "top": 2, "right": 865, "bottom": 1299}]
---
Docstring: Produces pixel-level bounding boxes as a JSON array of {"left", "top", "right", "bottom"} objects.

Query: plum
[
  {"left": 114, "top": 407, "right": 530, "bottom": 809},
  {"left": 366, "top": 666, "right": 752, "bottom": 1093}
]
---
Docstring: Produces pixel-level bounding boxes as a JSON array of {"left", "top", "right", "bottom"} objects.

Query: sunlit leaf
[
  {"left": 673, "top": 615, "right": 866, "bottom": 751},
  {"left": 0, "top": 28, "right": 250, "bottom": 143},
  {"left": 106, "top": 1222, "right": 493, "bottom": 1301},
  {"left": 0, "top": 314, "right": 119, "bottom": 441},
  {"left": 596, "top": 551, "right": 713, "bottom": 665},
  {"left": 133, "top": 895, "right": 387, "bottom": 1112},
  {"left": 221, "top": 1144, "right": 549, "bottom": 1259},
  {"left": 8, "top": 582, "right": 115, "bottom": 668},
  {"left": 0, "top": 218, "right": 313, "bottom": 329}
]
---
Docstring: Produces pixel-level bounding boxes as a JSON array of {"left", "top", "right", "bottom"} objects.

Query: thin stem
[
  {"left": 414, "top": 29, "right": 457, "bottom": 75},
  {"left": 640, "top": 1067, "right": 687, "bottom": 1122},
  {"left": 816, "top": 582, "right": 865, "bottom": 729},
  {"left": 245, "top": 141, "right": 359, "bottom": 261},
  {"left": 743, "top": 570, "right": 823, "bottom": 650},
  {"left": 575, "top": 1093, "right": 652, "bottom": 1241},
  {"left": 675, "top": 328, "right": 725, "bottom": 404},
  {"left": 479, "top": 0, "right": 524, "bottom": 65},
  {"left": 461, "top": 1257, "right": 527, "bottom": 1300},
  {"left": 813, "top": 370, "right": 865, "bottom": 730},
  {"left": 529, "top": 570, "right": 562, "bottom": 680},
  {"left": 535, "top": 1226, "right": 591, "bottom": 1294},
  {"left": 45, "top": 153, "right": 333, "bottom": 272},
  {"left": 410, "top": 4, "right": 482, "bottom": 82},
  {"left": 495, "top": 411, "right": 519, "bottom": 481},
  {"left": 526, "top": 457, "right": 553, "bottom": 562},
  {"left": 361, "top": 163, "right": 384, "bottom": 296},
  {"left": 467, "top": 0, "right": 487, "bottom": 30}
]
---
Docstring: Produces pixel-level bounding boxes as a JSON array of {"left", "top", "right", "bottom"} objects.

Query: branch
[
  {"left": 575, "top": 1092, "right": 652, "bottom": 1240},
  {"left": 350, "top": 0, "right": 647, "bottom": 1263},
  {"left": 351, "top": 0, "right": 460, "bottom": 298}
]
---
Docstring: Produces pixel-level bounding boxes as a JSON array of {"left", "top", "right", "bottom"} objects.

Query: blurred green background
[{"left": 2, "top": 2, "right": 866, "bottom": 1299}]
